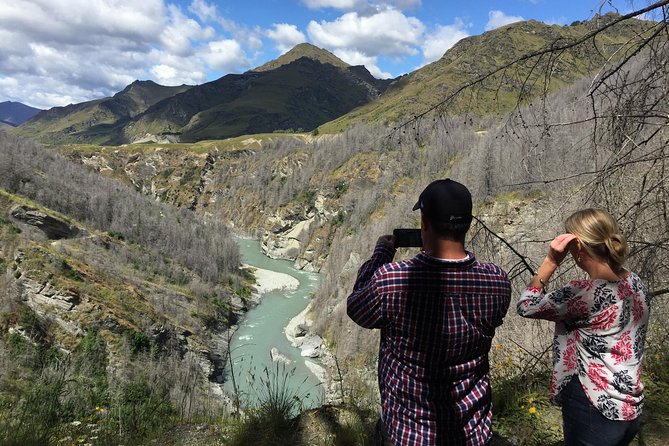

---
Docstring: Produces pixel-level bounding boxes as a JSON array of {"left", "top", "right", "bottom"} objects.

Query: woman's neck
[{"left": 584, "top": 261, "right": 626, "bottom": 281}]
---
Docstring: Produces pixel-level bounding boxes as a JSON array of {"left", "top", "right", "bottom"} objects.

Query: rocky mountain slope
[
  {"left": 0, "top": 101, "right": 42, "bottom": 126},
  {"left": 14, "top": 44, "right": 390, "bottom": 145},
  {"left": 320, "top": 12, "right": 658, "bottom": 132},
  {"left": 0, "top": 132, "right": 262, "bottom": 424},
  {"left": 15, "top": 81, "right": 192, "bottom": 145},
  {"left": 120, "top": 44, "right": 390, "bottom": 143}
]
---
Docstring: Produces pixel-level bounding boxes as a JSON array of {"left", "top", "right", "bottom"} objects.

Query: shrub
[
  {"left": 230, "top": 364, "right": 307, "bottom": 446},
  {"left": 0, "top": 368, "right": 68, "bottom": 446},
  {"left": 125, "top": 330, "right": 152, "bottom": 355}
]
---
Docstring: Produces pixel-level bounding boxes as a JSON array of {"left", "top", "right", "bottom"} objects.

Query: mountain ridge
[
  {"left": 14, "top": 44, "right": 389, "bottom": 145},
  {"left": 0, "top": 101, "right": 42, "bottom": 126},
  {"left": 319, "top": 12, "right": 657, "bottom": 132},
  {"left": 15, "top": 81, "right": 192, "bottom": 144},
  {"left": 11, "top": 13, "right": 657, "bottom": 144}
]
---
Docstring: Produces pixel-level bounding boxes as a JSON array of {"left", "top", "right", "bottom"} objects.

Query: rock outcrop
[
  {"left": 10, "top": 205, "right": 81, "bottom": 239},
  {"left": 261, "top": 193, "right": 336, "bottom": 271}
]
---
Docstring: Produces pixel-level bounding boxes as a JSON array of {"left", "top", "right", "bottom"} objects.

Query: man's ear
[{"left": 420, "top": 213, "right": 429, "bottom": 231}]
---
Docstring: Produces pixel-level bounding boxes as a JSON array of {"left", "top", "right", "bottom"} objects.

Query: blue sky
[{"left": 0, "top": 0, "right": 657, "bottom": 109}]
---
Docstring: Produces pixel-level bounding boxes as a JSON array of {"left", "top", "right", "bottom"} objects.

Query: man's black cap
[{"left": 412, "top": 179, "right": 472, "bottom": 224}]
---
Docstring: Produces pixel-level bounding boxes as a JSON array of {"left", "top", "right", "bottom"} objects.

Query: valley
[{"left": 0, "top": 8, "right": 668, "bottom": 445}]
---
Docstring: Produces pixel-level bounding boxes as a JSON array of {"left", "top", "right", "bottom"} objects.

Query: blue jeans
[{"left": 561, "top": 376, "right": 641, "bottom": 446}]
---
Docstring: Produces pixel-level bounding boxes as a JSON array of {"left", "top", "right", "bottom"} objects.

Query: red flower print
[
  {"left": 562, "top": 337, "right": 578, "bottom": 371},
  {"left": 533, "top": 304, "right": 558, "bottom": 320},
  {"left": 588, "top": 363, "right": 608, "bottom": 391},
  {"left": 622, "top": 395, "right": 637, "bottom": 421},
  {"left": 611, "top": 332, "right": 633, "bottom": 365},
  {"left": 618, "top": 280, "right": 633, "bottom": 299},
  {"left": 622, "top": 402, "right": 636, "bottom": 420},
  {"left": 632, "top": 298, "right": 645, "bottom": 324},
  {"left": 549, "top": 371, "right": 558, "bottom": 399},
  {"left": 571, "top": 279, "right": 593, "bottom": 291},
  {"left": 566, "top": 298, "right": 588, "bottom": 319},
  {"left": 591, "top": 305, "right": 619, "bottom": 330}
]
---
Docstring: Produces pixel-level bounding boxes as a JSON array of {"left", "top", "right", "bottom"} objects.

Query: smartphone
[{"left": 393, "top": 228, "right": 422, "bottom": 247}]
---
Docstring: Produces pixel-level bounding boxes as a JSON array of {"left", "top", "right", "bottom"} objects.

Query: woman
[{"left": 517, "top": 208, "right": 651, "bottom": 446}]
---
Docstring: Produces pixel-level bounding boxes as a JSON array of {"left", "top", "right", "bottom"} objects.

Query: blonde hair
[{"left": 564, "top": 208, "right": 629, "bottom": 273}]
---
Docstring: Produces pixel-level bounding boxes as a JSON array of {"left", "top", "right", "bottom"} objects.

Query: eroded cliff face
[
  {"left": 1, "top": 192, "right": 259, "bottom": 403},
  {"left": 61, "top": 139, "right": 344, "bottom": 273}
]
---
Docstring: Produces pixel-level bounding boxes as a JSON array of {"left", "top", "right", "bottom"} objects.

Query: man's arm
[{"left": 346, "top": 235, "right": 396, "bottom": 329}]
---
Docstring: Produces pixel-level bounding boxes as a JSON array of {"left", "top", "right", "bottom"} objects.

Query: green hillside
[
  {"left": 13, "top": 44, "right": 389, "bottom": 145},
  {"left": 253, "top": 42, "right": 350, "bottom": 71},
  {"left": 14, "top": 80, "right": 191, "bottom": 144},
  {"left": 123, "top": 45, "right": 390, "bottom": 143},
  {"left": 319, "top": 13, "right": 658, "bottom": 132}
]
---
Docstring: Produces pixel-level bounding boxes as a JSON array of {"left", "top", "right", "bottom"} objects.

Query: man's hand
[{"left": 376, "top": 234, "right": 395, "bottom": 249}]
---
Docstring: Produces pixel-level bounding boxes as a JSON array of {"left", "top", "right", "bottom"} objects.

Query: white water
[{"left": 224, "top": 238, "right": 323, "bottom": 409}]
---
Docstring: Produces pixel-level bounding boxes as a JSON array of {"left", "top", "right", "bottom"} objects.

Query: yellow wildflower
[{"left": 528, "top": 407, "right": 537, "bottom": 414}]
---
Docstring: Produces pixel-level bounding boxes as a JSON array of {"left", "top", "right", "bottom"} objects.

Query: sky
[{"left": 0, "top": 0, "right": 657, "bottom": 109}]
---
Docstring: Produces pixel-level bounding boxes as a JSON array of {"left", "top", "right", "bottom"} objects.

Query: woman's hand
[
  {"left": 547, "top": 233, "right": 578, "bottom": 266},
  {"left": 526, "top": 233, "right": 578, "bottom": 291}
]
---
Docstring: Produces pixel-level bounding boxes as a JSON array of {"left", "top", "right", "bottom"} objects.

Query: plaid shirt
[{"left": 347, "top": 243, "right": 511, "bottom": 446}]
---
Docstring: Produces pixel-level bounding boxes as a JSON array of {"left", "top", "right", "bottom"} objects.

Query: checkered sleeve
[{"left": 347, "top": 243, "right": 396, "bottom": 329}]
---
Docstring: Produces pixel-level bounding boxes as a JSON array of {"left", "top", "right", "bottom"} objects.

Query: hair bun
[{"left": 605, "top": 233, "right": 628, "bottom": 269}]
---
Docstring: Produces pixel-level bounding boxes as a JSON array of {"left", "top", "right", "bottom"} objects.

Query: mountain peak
[
  {"left": 252, "top": 43, "right": 349, "bottom": 72},
  {"left": 0, "top": 101, "right": 42, "bottom": 126}
]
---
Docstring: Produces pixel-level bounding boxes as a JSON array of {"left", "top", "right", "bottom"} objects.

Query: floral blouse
[{"left": 517, "top": 272, "right": 651, "bottom": 421}]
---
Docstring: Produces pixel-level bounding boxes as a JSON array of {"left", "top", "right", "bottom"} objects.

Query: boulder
[{"left": 270, "top": 347, "right": 293, "bottom": 364}]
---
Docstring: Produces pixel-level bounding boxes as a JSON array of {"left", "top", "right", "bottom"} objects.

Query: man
[{"left": 347, "top": 179, "right": 512, "bottom": 446}]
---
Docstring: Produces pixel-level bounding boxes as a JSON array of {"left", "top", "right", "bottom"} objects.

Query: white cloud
[
  {"left": 149, "top": 52, "right": 207, "bottom": 86},
  {"left": 422, "top": 19, "right": 469, "bottom": 64},
  {"left": 200, "top": 39, "right": 249, "bottom": 72},
  {"left": 302, "top": 0, "right": 363, "bottom": 9},
  {"left": 485, "top": 10, "right": 524, "bottom": 31},
  {"left": 544, "top": 16, "right": 568, "bottom": 26},
  {"left": 308, "top": 10, "right": 424, "bottom": 57},
  {"left": 0, "top": 0, "right": 255, "bottom": 108},
  {"left": 301, "top": 0, "right": 421, "bottom": 11},
  {"left": 188, "top": 0, "right": 218, "bottom": 22},
  {"left": 160, "top": 4, "right": 215, "bottom": 57},
  {"left": 267, "top": 24, "right": 307, "bottom": 53}
]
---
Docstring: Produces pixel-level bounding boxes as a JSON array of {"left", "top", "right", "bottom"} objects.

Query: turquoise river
[{"left": 224, "top": 238, "right": 324, "bottom": 408}]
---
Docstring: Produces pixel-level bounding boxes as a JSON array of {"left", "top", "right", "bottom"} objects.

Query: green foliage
[
  {"left": 7, "top": 331, "right": 29, "bottom": 357},
  {"left": 110, "top": 377, "right": 175, "bottom": 437},
  {"left": 160, "top": 167, "right": 175, "bottom": 178},
  {"left": 125, "top": 329, "right": 152, "bottom": 355},
  {"left": 0, "top": 216, "right": 21, "bottom": 234},
  {"left": 73, "top": 330, "right": 109, "bottom": 410},
  {"left": 295, "top": 189, "right": 316, "bottom": 205},
  {"left": 108, "top": 230, "right": 125, "bottom": 241},
  {"left": 331, "top": 212, "right": 345, "bottom": 227},
  {"left": 334, "top": 182, "right": 348, "bottom": 198},
  {"left": 180, "top": 167, "right": 198, "bottom": 185},
  {"left": 0, "top": 368, "right": 68, "bottom": 446},
  {"left": 59, "top": 259, "right": 83, "bottom": 282}
]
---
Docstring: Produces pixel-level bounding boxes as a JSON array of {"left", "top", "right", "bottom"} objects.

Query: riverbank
[
  {"left": 227, "top": 238, "right": 324, "bottom": 409},
  {"left": 284, "top": 302, "right": 340, "bottom": 404},
  {"left": 245, "top": 263, "right": 300, "bottom": 294},
  {"left": 247, "top": 263, "right": 334, "bottom": 400}
]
